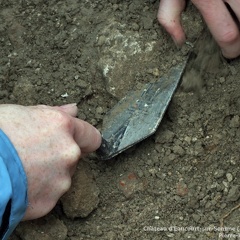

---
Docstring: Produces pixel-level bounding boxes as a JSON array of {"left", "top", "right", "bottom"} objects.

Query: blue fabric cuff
[{"left": 0, "top": 129, "right": 28, "bottom": 239}]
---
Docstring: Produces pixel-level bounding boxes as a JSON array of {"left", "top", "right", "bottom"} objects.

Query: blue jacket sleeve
[{"left": 0, "top": 129, "right": 28, "bottom": 239}]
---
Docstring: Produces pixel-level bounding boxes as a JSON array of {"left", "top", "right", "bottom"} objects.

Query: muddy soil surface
[{"left": 1, "top": 1, "right": 240, "bottom": 240}]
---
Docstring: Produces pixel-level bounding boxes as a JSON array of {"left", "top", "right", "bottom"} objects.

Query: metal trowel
[{"left": 97, "top": 56, "right": 189, "bottom": 160}]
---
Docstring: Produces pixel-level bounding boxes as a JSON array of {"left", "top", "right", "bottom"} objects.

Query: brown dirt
[{"left": 1, "top": 1, "right": 240, "bottom": 240}]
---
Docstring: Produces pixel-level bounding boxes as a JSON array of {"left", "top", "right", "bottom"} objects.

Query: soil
[{"left": 1, "top": 1, "right": 240, "bottom": 240}]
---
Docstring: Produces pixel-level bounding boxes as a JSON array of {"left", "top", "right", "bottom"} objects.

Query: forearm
[{"left": 0, "top": 129, "right": 28, "bottom": 239}]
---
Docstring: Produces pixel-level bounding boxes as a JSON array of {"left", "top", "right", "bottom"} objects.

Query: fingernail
[{"left": 60, "top": 103, "right": 77, "bottom": 109}]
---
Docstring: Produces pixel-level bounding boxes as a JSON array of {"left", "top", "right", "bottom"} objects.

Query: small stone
[
  {"left": 105, "top": 231, "right": 117, "bottom": 240},
  {"left": 192, "top": 213, "right": 201, "bottom": 222},
  {"left": 137, "top": 169, "right": 144, "bottom": 178},
  {"left": 172, "top": 145, "right": 185, "bottom": 156},
  {"left": 96, "top": 106, "right": 104, "bottom": 114},
  {"left": 220, "top": 203, "right": 227, "bottom": 209},
  {"left": 76, "top": 79, "right": 88, "bottom": 88},
  {"left": 194, "top": 142, "right": 204, "bottom": 155},
  {"left": 132, "top": 23, "right": 139, "bottom": 31},
  {"left": 192, "top": 137, "right": 198, "bottom": 142},
  {"left": 226, "top": 185, "right": 240, "bottom": 202},
  {"left": 148, "top": 68, "right": 160, "bottom": 77},
  {"left": 205, "top": 201, "right": 212, "bottom": 209},
  {"left": 214, "top": 169, "right": 225, "bottom": 179},
  {"left": 166, "top": 233, "right": 175, "bottom": 238},
  {"left": 222, "top": 181, "right": 229, "bottom": 188},
  {"left": 179, "top": 216, "right": 184, "bottom": 220},
  {"left": 230, "top": 115, "right": 239, "bottom": 128},
  {"left": 167, "top": 153, "right": 176, "bottom": 161},
  {"left": 112, "top": 4, "right": 119, "bottom": 11},
  {"left": 149, "top": 168, "right": 157, "bottom": 176},
  {"left": 61, "top": 92, "right": 69, "bottom": 98},
  {"left": 219, "top": 77, "right": 225, "bottom": 83},
  {"left": 184, "top": 136, "right": 191, "bottom": 144},
  {"left": 176, "top": 181, "right": 188, "bottom": 197},
  {"left": 97, "top": 35, "right": 106, "bottom": 46},
  {"left": 172, "top": 59, "right": 177, "bottom": 65},
  {"left": 84, "top": 86, "right": 93, "bottom": 97},
  {"left": 118, "top": 172, "right": 143, "bottom": 198},
  {"left": 226, "top": 173, "right": 233, "bottom": 182},
  {"left": 142, "top": 16, "right": 153, "bottom": 30}
]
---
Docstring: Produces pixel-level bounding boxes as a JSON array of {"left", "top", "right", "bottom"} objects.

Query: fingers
[
  {"left": 158, "top": 0, "right": 240, "bottom": 58},
  {"left": 157, "top": 0, "right": 186, "bottom": 46},
  {"left": 73, "top": 118, "right": 102, "bottom": 154},
  {"left": 192, "top": 0, "right": 240, "bottom": 58}
]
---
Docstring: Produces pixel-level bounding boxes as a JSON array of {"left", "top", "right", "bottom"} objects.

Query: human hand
[
  {"left": 157, "top": 0, "right": 240, "bottom": 59},
  {"left": 0, "top": 104, "right": 101, "bottom": 220}
]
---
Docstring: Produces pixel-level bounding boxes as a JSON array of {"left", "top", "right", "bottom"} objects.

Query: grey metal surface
[{"left": 97, "top": 57, "right": 188, "bottom": 160}]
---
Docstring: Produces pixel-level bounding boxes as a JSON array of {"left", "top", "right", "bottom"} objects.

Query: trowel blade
[{"left": 97, "top": 57, "right": 188, "bottom": 160}]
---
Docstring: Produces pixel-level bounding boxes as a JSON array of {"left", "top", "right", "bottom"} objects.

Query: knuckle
[
  {"left": 219, "top": 30, "right": 239, "bottom": 45},
  {"left": 69, "top": 143, "right": 81, "bottom": 162},
  {"left": 157, "top": 15, "right": 170, "bottom": 29},
  {"left": 61, "top": 177, "right": 72, "bottom": 193},
  {"left": 54, "top": 111, "right": 72, "bottom": 130},
  {"left": 157, "top": 14, "right": 180, "bottom": 38},
  {"left": 62, "top": 143, "right": 81, "bottom": 166},
  {"left": 157, "top": 7, "right": 170, "bottom": 27}
]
